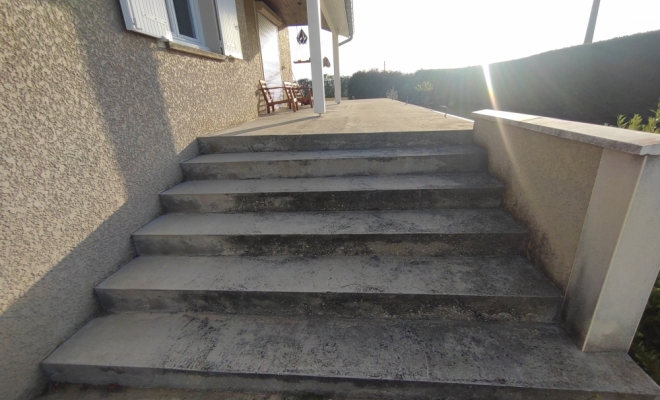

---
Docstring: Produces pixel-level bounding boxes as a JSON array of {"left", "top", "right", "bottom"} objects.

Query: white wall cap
[{"left": 472, "top": 109, "right": 660, "bottom": 156}]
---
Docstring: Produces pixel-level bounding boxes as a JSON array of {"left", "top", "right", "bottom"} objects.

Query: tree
[
  {"left": 386, "top": 87, "right": 398, "bottom": 100},
  {"left": 415, "top": 81, "right": 433, "bottom": 106}
]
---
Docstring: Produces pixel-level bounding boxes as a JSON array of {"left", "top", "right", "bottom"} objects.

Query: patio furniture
[
  {"left": 291, "top": 82, "right": 314, "bottom": 108},
  {"left": 283, "top": 81, "right": 298, "bottom": 112},
  {"left": 259, "top": 80, "right": 296, "bottom": 114}
]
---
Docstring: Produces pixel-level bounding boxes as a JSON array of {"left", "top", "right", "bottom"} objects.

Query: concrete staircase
[{"left": 42, "top": 131, "right": 659, "bottom": 399}]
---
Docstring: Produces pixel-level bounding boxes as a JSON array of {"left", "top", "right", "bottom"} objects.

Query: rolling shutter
[
  {"left": 119, "top": 0, "right": 173, "bottom": 40},
  {"left": 215, "top": 0, "right": 243, "bottom": 59},
  {"left": 258, "top": 12, "right": 283, "bottom": 102}
]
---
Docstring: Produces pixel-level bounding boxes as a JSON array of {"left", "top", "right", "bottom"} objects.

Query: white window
[
  {"left": 119, "top": 0, "right": 243, "bottom": 59},
  {"left": 164, "top": 0, "right": 206, "bottom": 49}
]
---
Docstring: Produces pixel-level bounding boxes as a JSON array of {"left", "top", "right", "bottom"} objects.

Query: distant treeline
[{"left": 347, "top": 30, "right": 660, "bottom": 125}]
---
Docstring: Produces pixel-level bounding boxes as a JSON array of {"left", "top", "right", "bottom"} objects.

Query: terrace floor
[{"left": 204, "top": 99, "right": 473, "bottom": 137}]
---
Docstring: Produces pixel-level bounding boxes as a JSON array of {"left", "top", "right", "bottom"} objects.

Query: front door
[{"left": 257, "top": 12, "right": 283, "bottom": 105}]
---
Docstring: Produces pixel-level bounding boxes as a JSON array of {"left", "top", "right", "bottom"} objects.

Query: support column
[
  {"left": 332, "top": 30, "right": 341, "bottom": 104},
  {"left": 306, "top": 0, "right": 325, "bottom": 114},
  {"left": 584, "top": 0, "right": 601, "bottom": 44},
  {"left": 562, "top": 150, "right": 660, "bottom": 352}
]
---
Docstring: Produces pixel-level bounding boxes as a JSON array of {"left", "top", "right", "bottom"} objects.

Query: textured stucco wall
[
  {"left": 473, "top": 119, "right": 603, "bottom": 292},
  {"left": 278, "top": 25, "right": 293, "bottom": 83},
  {"left": 0, "top": 0, "right": 274, "bottom": 398}
]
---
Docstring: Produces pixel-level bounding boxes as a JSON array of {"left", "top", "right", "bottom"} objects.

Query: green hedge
[{"left": 348, "top": 30, "right": 660, "bottom": 125}]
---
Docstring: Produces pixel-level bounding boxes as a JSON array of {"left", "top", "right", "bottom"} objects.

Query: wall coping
[{"left": 472, "top": 109, "right": 660, "bottom": 156}]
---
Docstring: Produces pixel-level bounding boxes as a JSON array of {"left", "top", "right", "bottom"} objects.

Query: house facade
[{"left": 0, "top": 0, "right": 352, "bottom": 398}]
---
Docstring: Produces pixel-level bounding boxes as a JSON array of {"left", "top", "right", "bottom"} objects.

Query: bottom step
[{"left": 43, "top": 314, "right": 658, "bottom": 399}]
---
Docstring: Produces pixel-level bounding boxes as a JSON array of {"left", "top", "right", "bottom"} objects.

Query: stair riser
[
  {"left": 133, "top": 233, "right": 525, "bottom": 257},
  {"left": 182, "top": 154, "right": 487, "bottom": 180},
  {"left": 97, "top": 289, "right": 560, "bottom": 323},
  {"left": 160, "top": 188, "right": 503, "bottom": 213},
  {"left": 199, "top": 130, "right": 474, "bottom": 154},
  {"left": 43, "top": 365, "right": 654, "bottom": 400}
]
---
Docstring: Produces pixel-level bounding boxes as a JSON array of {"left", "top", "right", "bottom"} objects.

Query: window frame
[{"left": 164, "top": 0, "right": 209, "bottom": 50}]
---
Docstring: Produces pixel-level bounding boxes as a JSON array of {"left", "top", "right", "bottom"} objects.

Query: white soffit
[
  {"left": 321, "top": 0, "right": 349, "bottom": 36},
  {"left": 256, "top": 1, "right": 283, "bottom": 27}
]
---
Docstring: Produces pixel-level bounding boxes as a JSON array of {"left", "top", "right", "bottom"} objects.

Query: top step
[{"left": 198, "top": 131, "right": 474, "bottom": 154}]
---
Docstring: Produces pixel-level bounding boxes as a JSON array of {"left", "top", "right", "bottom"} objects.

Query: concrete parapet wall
[
  {"left": 472, "top": 118, "right": 602, "bottom": 291},
  {"left": 473, "top": 110, "right": 660, "bottom": 352}
]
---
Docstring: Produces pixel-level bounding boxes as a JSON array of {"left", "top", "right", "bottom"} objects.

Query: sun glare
[{"left": 482, "top": 64, "right": 498, "bottom": 110}]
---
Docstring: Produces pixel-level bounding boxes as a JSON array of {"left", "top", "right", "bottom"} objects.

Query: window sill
[{"left": 164, "top": 41, "right": 229, "bottom": 62}]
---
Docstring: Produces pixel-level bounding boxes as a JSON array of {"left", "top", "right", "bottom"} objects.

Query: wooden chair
[
  {"left": 283, "top": 81, "right": 298, "bottom": 112},
  {"left": 291, "top": 82, "right": 314, "bottom": 108},
  {"left": 259, "top": 80, "right": 296, "bottom": 114}
]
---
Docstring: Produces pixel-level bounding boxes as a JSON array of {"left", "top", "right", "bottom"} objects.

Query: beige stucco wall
[
  {"left": 473, "top": 119, "right": 603, "bottom": 291},
  {"left": 279, "top": 25, "right": 294, "bottom": 83},
  {"left": 0, "top": 0, "right": 292, "bottom": 398}
]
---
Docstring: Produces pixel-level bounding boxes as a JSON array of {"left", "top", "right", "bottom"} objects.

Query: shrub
[
  {"left": 616, "top": 101, "right": 660, "bottom": 133},
  {"left": 386, "top": 87, "right": 398, "bottom": 100},
  {"left": 631, "top": 275, "right": 660, "bottom": 383}
]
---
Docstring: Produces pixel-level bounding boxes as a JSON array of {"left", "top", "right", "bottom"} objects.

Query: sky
[{"left": 289, "top": 0, "right": 660, "bottom": 80}]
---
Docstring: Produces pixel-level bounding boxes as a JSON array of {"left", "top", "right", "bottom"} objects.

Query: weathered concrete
[
  {"left": 182, "top": 146, "right": 487, "bottom": 180},
  {"left": 132, "top": 210, "right": 527, "bottom": 257},
  {"left": 36, "top": 116, "right": 660, "bottom": 397},
  {"left": 204, "top": 99, "right": 473, "bottom": 138},
  {"left": 473, "top": 110, "right": 660, "bottom": 156},
  {"left": 1, "top": 0, "right": 276, "bottom": 396},
  {"left": 563, "top": 152, "right": 660, "bottom": 352},
  {"left": 160, "top": 173, "right": 503, "bottom": 213},
  {"left": 472, "top": 118, "right": 602, "bottom": 291},
  {"left": 42, "top": 313, "right": 660, "bottom": 399},
  {"left": 199, "top": 130, "right": 474, "bottom": 154},
  {"left": 41, "top": 384, "right": 295, "bottom": 400},
  {"left": 96, "top": 256, "right": 560, "bottom": 322}
]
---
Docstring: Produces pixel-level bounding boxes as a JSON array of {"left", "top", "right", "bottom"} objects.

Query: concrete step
[
  {"left": 42, "top": 313, "right": 660, "bottom": 399},
  {"left": 198, "top": 130, "right": 474, "bottom": 154},
  {"left": 181, "top": 145, "right": 487, "bottom": 180},
  {"left": 160, "top": 173, "right": 504, "bottom": 213},
  {"left": 96, "top": 255, "right": 561, "bottom": 322},
  {"left": 40, "top": 384, "right": 293, "bottom": 400},
  {"left": 132, "top": 210, "right": 527, "bottom": 257}
]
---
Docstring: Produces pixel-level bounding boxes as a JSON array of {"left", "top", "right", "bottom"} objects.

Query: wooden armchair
[
  {"left": 283, "top": 81, "right": 298, "bottom": 112},
  {"left": 259, "top": 80, "right": 296, "bottom": 114},
  {"left": 291, "top": 82, "right": 314, "bottom": 108}
]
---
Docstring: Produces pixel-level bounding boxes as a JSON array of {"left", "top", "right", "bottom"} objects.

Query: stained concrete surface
[
  {"left": 40, "top": 384, "right": 301, "bottom": 400},
  {"left": 95, "top": 256, "right": 560, "bottom": 321},
  {"left": 199, "top": 130, "right": 474, "bottom": 154},
  {"left": 184, "top": 146, "right": 484, "bottom": 163},
  {"left": 41, "top": 384, "right": 357, "bottom": 400},
  {"left": 204, "top": 99, "right": 473, "bottom": 137},
  {"left": 159, "top": 173, "right": 504, "bottom": 212},
  {"left": 162, "top": 173, "right": 502, "bottom": 195},
  {"left": 182, "top": 146, "right": 486, "bottom": 180},
  {"left": 133, "top": 210, "right": 526, "bottom": 236},
  {"left": 473, "top": 119, "right": 603, "bottom": 291},
  {"left": 42, "top": 313, "right": 660, "bottom": 397},
  {"left": 98, "top": 256, "right": 556, "bottom": 297},
  {"left": 132, "top": 210, "right": 527, "bottom": 257}
]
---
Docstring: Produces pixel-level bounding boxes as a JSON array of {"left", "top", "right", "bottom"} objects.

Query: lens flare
[{"left": 482, "top": 64, "right": 498, "bottom": 110}]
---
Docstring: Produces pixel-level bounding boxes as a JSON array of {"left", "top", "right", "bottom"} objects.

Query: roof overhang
[{"left": 261, "top": 0, "right": 353, "bottom": 38}]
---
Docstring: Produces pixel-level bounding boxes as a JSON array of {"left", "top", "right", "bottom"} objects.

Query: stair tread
[
  {"left": 183, "top": 145, "right": 485, "bottom": 165},
  {"left": 132, "top": 209, "right": 526, "bottom": 236},
  {"left": 43, "top": 313, "right": 659, "bottom": 395},
  {"left": 97, "top": 256, "right": 560, "bottom": 298},
  {"left": 162, "top": 172, "right": 503, "bottom": 196},
  {"left": 198, "top": 130, "right": 474, "bottom": 154}
]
